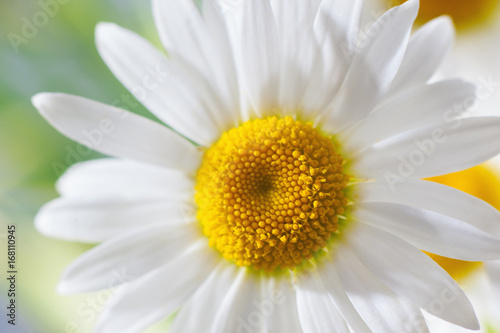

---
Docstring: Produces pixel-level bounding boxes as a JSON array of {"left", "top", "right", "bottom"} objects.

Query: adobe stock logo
[
  {"left": 7, "top": 0, "right": 72, "bottom": 54},
  {"left": 237, "top": 289, "right": 286, "bottom": 333}
]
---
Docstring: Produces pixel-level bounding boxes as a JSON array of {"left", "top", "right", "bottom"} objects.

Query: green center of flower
[
  {"left": 391, "top": 0, "right": 500, "bottom": 29},
  {"left": 195, "top": 116, "right": 350, "bottom": 271}
]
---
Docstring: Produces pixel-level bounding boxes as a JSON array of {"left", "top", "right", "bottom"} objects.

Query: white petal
[
  {"left": 349, "top": 223, "right": 479, "bottom": 330},
  {"left": 57, "top": 223, "right": 202, "bottom": 294},
  {"left": 170, "top": 263, "right": 238, "bottom": 333},
  {"left": 56, "top": 158, "right": 194, "bottom": 199},
  {"left": 318, "top": 261, "right": 371, "bottom": 333},
  {"left": 265, "top": 275, "right": 303, "bottom": 333},
  {"left": 152, "top": 0, "right": 240, "bottom": 132},
  {"left": 357, "top": 202, "right": 500, "bottom": 260},
  {"left": 314, "top": 0, "right": 362, "bottom": 61},
  {"left": 153, "top": 0, "right": 215, "bottom": 71},
  {"left": 486, "top": 261, "right": 500, "bottom": 301},
  {"left": 35, "top": 195, "right": 196, "bottom": 243},
  {"left": 354, "top": 179, "right": 500, "bottom": 238},
  {"left": 271, "top": 0, "right": 321, "bottom": 113},
  {"left": 319, "top": 0, "right": 419, "bottom": 133},
  {"left": 238, "top": 0, "right": 280, "bottom": 118},
  {"left": 208, "top": 269, "right": 299, "bottom": 333},
  {"left": 296, "top": 271, "right": 349, "bottom": 333},
  {"left": 202, "top": 0, "right": 241, "bottom": 117},
  {"left": 343, "top": 80, "right": 476, "bottom": 154},
  {"left": 302, "top": 0, "right": 363, "bottom": 115},
  {"left": 32, "top": 93, "right": 202, "bottom": 171},
  {"left": 95, "top": 239, "right": 218, "bottom": 333},
  {"left": 352, "top": 117, "right": 500, "bottom": 179},
  {"left": 389, "top": 16, "right": 455, "bottom": 94},
  {"left": 335, "top": 245, "right": 429, "bottom": 333},
  {"left": 211, "top": 268, "right": 264, "bottom": 333},
  {"left": 95, "top": 22, "right": 230, "bottom": 145}
]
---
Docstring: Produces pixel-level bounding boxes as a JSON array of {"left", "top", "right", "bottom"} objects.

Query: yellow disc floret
[{"left": 195, "top": 116, "right": 350, "bottom": 271}]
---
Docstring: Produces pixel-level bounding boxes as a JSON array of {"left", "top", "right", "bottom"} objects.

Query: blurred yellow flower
[{"left": 391, "top": 0, "right": 500, "bottom": 30}]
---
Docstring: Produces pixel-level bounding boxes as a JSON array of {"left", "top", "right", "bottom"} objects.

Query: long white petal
[
  {"left": 335, "top": 245, "right": 429, "bottom": 333},
  {"left": 153, "top": 0, "right": 218, "bottom": 72},
  {"left": 314, "top": 0, "right": 362, "bottom": 62},
  {"left": 318, "top": 260, "right": 371, "bottom": 333},
  {"left": 32, "top": 93, "right": 202, "bottom": 172},
  {"left": 95, "top": 23, "right": 229, "bottom": 145},
  {"left": 265, "top": 275, "right": 303, "bottom": 333},
  {"left": 486, "top": 261, "right": 500, "bottom": 302},
  {"left": 357, "top": 202, "right": 500, "bottom": 260},
  {"left": 237, "top": 0, "right": 280, "bottom": 119},
  {"left": 349, "top": 223, "right": 479, "bottom": 329},
  {"left": 354, "top": 179, "right": 500, "bottom": 238},
  {"left": 35, "top": 195, "right": 196, "bottom": 243},
  {"left": 152, "top": 0, "right": 239, "bottom": 130},
  {"left": 301, "top": 0, "right": 359, "bottom": 116},
  {"left": 388, "top": 16, "right": 455, "bottom": 94},
  {"left": 271, "top": 0, "right": 320, "bottom": 114},
  {"left": 95, "top": 239, "right": 217, "bottom": 333},
  {"left": 211, "top": 268, "right": 264, "bottom": 333},
  {"left": 57, "top": 223, "right": 202, "bottom": 293},
  {"left": 352, "top": 117, "right": 500, "bottom": 179},
  {"left": 319, "top": 0, "right": 419, "bottom": 133},
  {"left": 296, "top": 271, "right": 349, "bottom": 333},
  {"left": 343, "top": 80, "right": 476, "bottom": 154},
  {"left": 170, "top": 263, "right": 238, "bottom": 333},
  {"left": 202, "top": 0, "right": 241, "bottom": 120},
  {"left": 56, "top": 158, "right": 193, "bottom": 199}
]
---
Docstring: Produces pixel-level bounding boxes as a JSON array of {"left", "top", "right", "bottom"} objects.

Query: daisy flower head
[{"left": 32, "top": 0, "right": 500, "bottom": 332}]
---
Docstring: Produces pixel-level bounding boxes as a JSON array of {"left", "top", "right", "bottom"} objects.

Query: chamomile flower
[{"left": 32, "top": 0, "right": 500, "bottom": 332}]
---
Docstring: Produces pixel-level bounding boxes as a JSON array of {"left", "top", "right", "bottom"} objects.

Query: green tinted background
[{"left": 0, "top": 1, "right": 202, "bottom": 332}]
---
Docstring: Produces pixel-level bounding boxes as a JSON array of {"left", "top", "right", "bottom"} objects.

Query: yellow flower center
[
  {"left": 391, "top": 0, "right": 500, "bottom": 30},
  {"left": 195, "top": 116, "right": 350, "bottom": 271},
  {"left": 427, "top": 164, "right": 500, "bottom": 281}
]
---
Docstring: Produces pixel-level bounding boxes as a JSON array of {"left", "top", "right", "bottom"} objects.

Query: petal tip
[
  {"left": 95, "top": 21, "right": 118, "bottom": 36},
  {"left": 432, "top": 15, "right": 456, "bottom": 38},
  {"left": 55, "top": 281, "right": 72, "bottom": 295},
  {"left": 32, "top": 92, "right": 70, "bottom": 118},
  {"left": 33, "top": 208, "right": 51, "bottom": 236},
  {"left": 31, "top": 93, "right": 52, "bottom": 112}
]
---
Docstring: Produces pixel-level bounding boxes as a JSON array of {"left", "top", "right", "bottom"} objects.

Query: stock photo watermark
[
  {"left": 237, "top": 288, "right": 286, "bottom": 333},
  {"left": 7, "top": 0, "right": 72, "bottom": 54},
  {"left": 384, "top": 74, "right": 500, "bottom": 192},
  {"left": 51, "top": 63, "right": 174, "bottom": 176},
  {"left": 403, "top": 282, "right": 464, "bottom": 332},
  {"left": 62, "top": 269, "right": 132, "bottom": 333},
  {"left": 340, "top": 0, "right": 403, "bottom": 60},
  {"left": 5, "top": 224, "right": 17, "bottom": 326}
]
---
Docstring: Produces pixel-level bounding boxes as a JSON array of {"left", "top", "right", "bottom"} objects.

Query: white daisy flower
[{"left": 32, "top": 0, "right": 500, "bottom": 332}]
